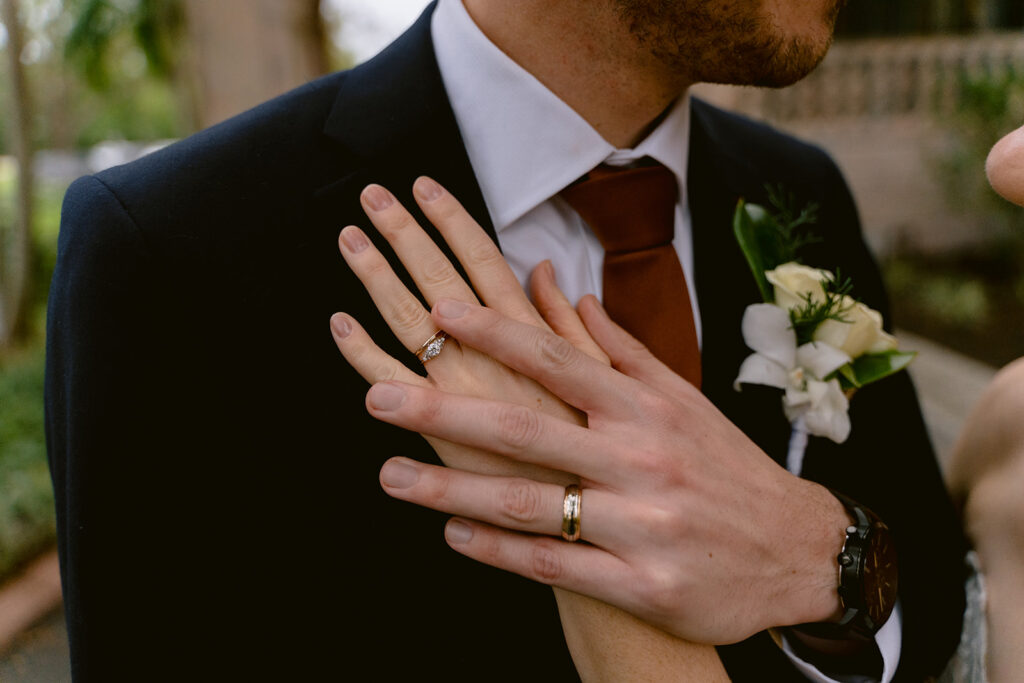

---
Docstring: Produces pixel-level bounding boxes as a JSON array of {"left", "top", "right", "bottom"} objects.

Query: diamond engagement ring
[{"left": 415, "top": 330, "right": 449, "bottom": 364}]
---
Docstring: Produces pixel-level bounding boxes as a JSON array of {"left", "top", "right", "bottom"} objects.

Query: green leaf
[
  {"left": 733, "top": 199, "right": 773, "bottom": 302},
  {"left": 838, "top": 351, "right": 917, "bottom": 389}
]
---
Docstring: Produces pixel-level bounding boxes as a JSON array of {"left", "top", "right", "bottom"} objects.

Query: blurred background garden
[{"left": 0, "top": 0, "right": 1023, "bottom": 677}]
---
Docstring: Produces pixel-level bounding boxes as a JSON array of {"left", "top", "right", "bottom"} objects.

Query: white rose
[
  {"left": 814, "top": 297, "right": 898, "bottom": 358},
  {"left": 765, "top": 262, "right": 833, "bottom": 312}
]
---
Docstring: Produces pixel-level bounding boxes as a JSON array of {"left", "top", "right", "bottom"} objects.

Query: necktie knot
[{"left": 560, "top": 162, "right": 678, "bottom": 254}]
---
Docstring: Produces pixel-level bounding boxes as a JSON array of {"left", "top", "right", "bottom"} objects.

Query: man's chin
[{"left": 718, "top": 37, "right": 833, "bottom": 89}]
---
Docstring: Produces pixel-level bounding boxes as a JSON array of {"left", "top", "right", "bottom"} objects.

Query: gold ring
[
  {"left": 415, "top": 330, "right": 449, "bottom": 364},
  {"left": 562, "top": 484, "right": 582, "bottom": 542}
]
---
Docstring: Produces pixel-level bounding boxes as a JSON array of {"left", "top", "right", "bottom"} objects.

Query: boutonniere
[{"left": 731, "top": 188, "right": 915, "bottom": 456}]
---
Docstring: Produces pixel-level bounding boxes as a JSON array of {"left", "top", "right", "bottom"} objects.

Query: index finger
[
  {"left": 413, "top": 177, "right": 545, "bottom": 327},
  {"left": 430, "top": 299, "right": 628, "bottom": 415},
  {"left": 360, "top": 184, "right": 479, "bottom": 307}
]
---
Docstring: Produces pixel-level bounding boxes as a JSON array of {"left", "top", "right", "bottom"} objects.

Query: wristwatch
[{"left": 797, "top": 494, "right": 899, "bottom": 640}]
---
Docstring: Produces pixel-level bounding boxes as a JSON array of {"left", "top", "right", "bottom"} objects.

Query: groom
[{"left": 47, "top": 0, "right": 965, "bottom": 681}]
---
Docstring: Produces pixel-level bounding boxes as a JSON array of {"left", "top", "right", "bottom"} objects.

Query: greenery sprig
[
  {"left": 733, "top": 190, "right": 916, "bottom": 393},
  {"left": 733, "top": 187, "right": 821, "bottom": 301},
  {"left": 789, "top": 271, "right": 854, "bottom": 346}
]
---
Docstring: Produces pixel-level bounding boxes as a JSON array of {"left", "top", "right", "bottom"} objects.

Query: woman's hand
[{"left": 331, "top": 176, "right": 607, "bottom": 485}]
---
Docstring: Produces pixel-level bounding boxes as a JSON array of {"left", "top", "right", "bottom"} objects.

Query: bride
[{"left": 944, "top": 123, "right": 1024, "bottom": 683}]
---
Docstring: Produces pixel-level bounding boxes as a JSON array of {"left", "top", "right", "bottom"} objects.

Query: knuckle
[
  {"left": 474, "top": 527, "right": 505, "bottom": 564},
  {"left": 412, "top": 393, "right": 444, "bottom": 425},
  {"left": 622, "top": 334, "right": 650, "bottom": 357},
  {"left": 360, "top": 254, "right": 391, "bottom": 279},
  {"left": 627, "top": 447, "right": 672, "bottom": 479},
  {"left": 499, "top": 479, "right": 545, "bottom": 524},
  {"left": 529, "top": 539, "right": 564, "bottom": 583},
  {"left": 432, "top": 196, "right": 463, "bottom": 223},
  {"left": 634, "top": 391, "right": 676, "bottom": 425},
  {"left": 372, "top": 360, "right": 404, "bottom": 383},
  {"left": 420, "top": 256, "right": 460, "bottom": 289},
  {"left": 496, "top": 405, "right": 543, "bottom": 451},
  {"left": 381, "top": 213, "right": 416, "bottom": 236},
  {"left": 635, "top": 565, "right": 683, "bottom": 613},
  {"left": 419, "top": 468, "right": 451, "bottom": 506},
  {"left": 389, "top": 296, "right": 430, "bottom": 332},
  {"left": 537, "top": 334, "right": 577, "bottom": 371},
  {"left": 464, "top": 236, "right": 505, "bottom": 270},
  {"left": 646, "top": 504, "right": 687, "bottom": 539}
]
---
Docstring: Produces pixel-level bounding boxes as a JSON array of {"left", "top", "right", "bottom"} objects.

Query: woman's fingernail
[
  {"left": 446, "top": 520, "right": 473, "bottom": 545},
  {"left": 414, "top": 176, "right": 443, "bottom": 202},
  {"left": 363, "top": 184, "right": 395, "bottom": 212},
  {"left": 331, "top": 314, "right": 352, "bottom": 338},
  {"left": 341, "top": 227, "right": 370, "bottom": 253},
  {"left": 367, "top": 383, "right": 406, "bottom": 411},
  {"left": 436, "top": 299, "right": 469, "bottom": 319},
  {"left": 380, "top": 459, "right": 420, "bottom": 489},
  {"left": 542, "top": 259, "right": 556, "bottom": 282}
]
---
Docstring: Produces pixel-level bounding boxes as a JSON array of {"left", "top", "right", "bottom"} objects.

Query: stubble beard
[{"left": 615, "top": 0, "right": 844, "bottom": 88}]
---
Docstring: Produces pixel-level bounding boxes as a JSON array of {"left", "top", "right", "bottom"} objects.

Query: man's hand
[
  {"left": 365, "top": 295, "right": 851, "bottom": 645},
  {"left": 332, "top": 178, "right": 730, "bottom": 679}
]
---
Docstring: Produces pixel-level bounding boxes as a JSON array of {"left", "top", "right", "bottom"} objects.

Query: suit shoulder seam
[{"left": 86, "top": 174, "right": 159, "bottom": 257}]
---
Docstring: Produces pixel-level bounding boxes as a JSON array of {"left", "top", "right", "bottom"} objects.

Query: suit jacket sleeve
[{"left": 46, "top": 175, "right": 174, "bottom": 679}]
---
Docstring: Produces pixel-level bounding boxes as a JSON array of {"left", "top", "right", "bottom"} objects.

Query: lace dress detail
[{"left": 938, "top": 551, "right": 988, "bottom": 683}]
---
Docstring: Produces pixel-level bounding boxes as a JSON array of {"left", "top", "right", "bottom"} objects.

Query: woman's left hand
[{"left": 332, "top": 176, "right": 608, "bottom": 486}]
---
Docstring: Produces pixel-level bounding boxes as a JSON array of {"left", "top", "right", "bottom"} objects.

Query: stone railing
[{"left": 696, "top": 32, "right": 1024, "bottom": 122}]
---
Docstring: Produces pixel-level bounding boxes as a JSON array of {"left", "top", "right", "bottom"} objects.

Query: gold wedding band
[
  {"left": 562, "top": 484, "right": 582, "bottom": 542},
  {"left": 415, "top": 330, "right": 449, "bottom": 364}
]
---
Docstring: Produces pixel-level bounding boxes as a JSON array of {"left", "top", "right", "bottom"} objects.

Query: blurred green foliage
[
  {"left": 0, "top": 160, "right": 66, "bottom": 340},
  {"left": 0, "top": 0, "right": 189, "bottom": 154},
  {"left": 884, "top": 250, "right": 1024, "bottom": 367},
  {"left": 0, "top": 163, "right": 65, "bottom": 581},
  {"left": 65, "top": 0, "right": 183, "bottom": 89},
  {"left": 888, "top": 68, "right": 1024, "bottom": 367},
  {"left": 885, "top": 258, "right": 991, "bottom": 330},
  {"left": 935, "top": 67, "right": 1024, "bottom": 238},
  {"left": 0, "top": 346, "right": 54, "bottom": 579}
]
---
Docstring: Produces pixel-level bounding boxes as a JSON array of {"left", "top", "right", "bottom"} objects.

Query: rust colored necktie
[{"left": 561, "top": 162, "right": 701, "bottom": 387}]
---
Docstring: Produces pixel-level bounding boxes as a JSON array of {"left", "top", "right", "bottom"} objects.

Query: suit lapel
[
  {"left": 688, "top": 99, "right": 793, "bottom": 465},
  {"left": 319, "top": 1, "right": 494, "bottom": 245}
]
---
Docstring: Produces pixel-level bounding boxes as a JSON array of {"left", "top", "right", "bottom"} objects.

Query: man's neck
[{"left": 462, "top": 0, "right": 691, "bottom": 149}]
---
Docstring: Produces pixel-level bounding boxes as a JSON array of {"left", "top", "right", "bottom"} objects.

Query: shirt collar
[{"left": 431, "top": 0, "right": 690, "bottom": 232}]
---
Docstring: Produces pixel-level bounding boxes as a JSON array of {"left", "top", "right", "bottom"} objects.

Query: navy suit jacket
[{"left": 46, "top": 5, "right": 965, "bottom": 681}]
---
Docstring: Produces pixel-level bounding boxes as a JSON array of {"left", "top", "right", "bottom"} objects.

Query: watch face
[{"left": 862, "top": 523, "right": 898, "bottom": 625}]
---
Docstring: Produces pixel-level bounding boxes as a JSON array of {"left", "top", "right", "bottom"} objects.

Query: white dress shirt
[{"left": 430, "top": 1, "right": 900, "bottom": 680}]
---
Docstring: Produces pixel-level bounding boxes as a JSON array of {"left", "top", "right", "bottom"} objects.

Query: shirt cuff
[{"left": 771, "top": 601, "right": 903, "bottom": 683}]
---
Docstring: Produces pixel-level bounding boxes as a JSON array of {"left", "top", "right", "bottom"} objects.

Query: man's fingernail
[
  {"left": 367, "top": 383, "right": 406, "bottom": 411},
  {"left": 585, "top": 294, "right": 608, "bottom": 317},
  {"left": 380, "top": 459, "right": 419, "bottom": 489},
  {"left": 331, "top": 314, "right": 352, "bottom": 338},
  {"left": 436, "top": 299, "right": 469, "bottom": 319},
  {"left": 341, "top": 227, "right": 370, "bottom": 253},
  {"left": 414, "top": 176, "right": 443, "bottom": 202},
  {"left": 446, "top": 520, "right": 473, "bottom": 544},
  {"left": 362, "top": 184, "right": 395, "bottom": 212}
]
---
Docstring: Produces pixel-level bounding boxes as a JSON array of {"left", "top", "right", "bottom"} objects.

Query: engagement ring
[{"left": 416, "top": 330, "right": 449, "bottom": 364}]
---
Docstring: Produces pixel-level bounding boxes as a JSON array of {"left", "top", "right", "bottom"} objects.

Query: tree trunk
[
  {"left": 182, "top": 0, "right": 328, "bottom": 129},
  {"left": 0, "top": 0, "right": 35, "bottom": 348}
]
